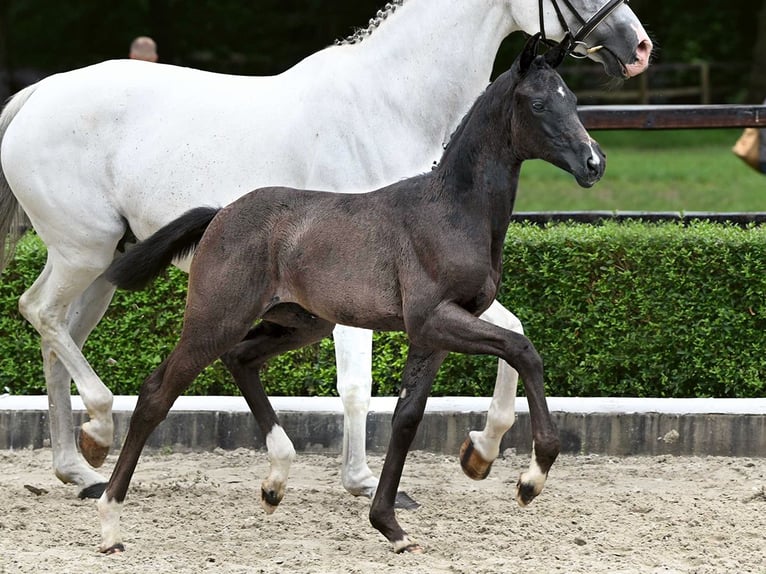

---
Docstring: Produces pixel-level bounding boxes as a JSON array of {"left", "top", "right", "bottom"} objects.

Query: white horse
[{"left": 0, "top": 0, "right": 651, "bottom": 501}]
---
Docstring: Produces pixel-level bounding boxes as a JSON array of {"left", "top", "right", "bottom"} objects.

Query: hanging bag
[{"left": 732, "top": 128, "right": 762, "bottom": 172}]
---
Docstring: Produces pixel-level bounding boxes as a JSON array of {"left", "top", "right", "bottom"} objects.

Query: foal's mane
[
  {"left": 435, "top": 52, "right": 562, "bottom": 189},
  {"left": 335, "top": 0, "right": 407, "bottom": 46},
  {"left": 440, "top": 53, "right": 559, "bottom": 162},
  {"left": 438, "top": 62, "right": 522, "bottom": 164}
]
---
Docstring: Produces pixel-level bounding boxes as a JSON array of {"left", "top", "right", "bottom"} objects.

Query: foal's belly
[{"left": 287, "top": 275, "right": 405, "bottom": 333}]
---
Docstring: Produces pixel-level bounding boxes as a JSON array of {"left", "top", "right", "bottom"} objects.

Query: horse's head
[
  {"left": 510, "top": 34, "right": 605, "bottom": 188},
  {"left": 508, "top": 0, "right": 652, "bottom": 78}
]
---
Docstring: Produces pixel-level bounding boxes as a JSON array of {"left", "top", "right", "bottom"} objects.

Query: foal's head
[{"left": 511, "top": 34, "right": 606, "bottom": 188}]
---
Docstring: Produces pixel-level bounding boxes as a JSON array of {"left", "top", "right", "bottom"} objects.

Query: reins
[{"left": 538, "top": 0, "right": 629, "bottom": 58}]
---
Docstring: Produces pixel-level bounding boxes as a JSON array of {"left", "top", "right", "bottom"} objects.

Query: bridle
[{"left": 538, "top": 0, "right": 629, "bottom": 59}]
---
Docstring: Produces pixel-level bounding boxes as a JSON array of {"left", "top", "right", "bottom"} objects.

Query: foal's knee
[
  {"left": 479, "top": 301, "right": 524, "bottom": 335},
  {"left": 506, "top": 332, "right": 543, "bottom": 374}
]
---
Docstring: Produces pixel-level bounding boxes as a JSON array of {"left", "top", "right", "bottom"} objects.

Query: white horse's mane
[{"left": 335, "top": 0, "right": 407, "bottom": 45}]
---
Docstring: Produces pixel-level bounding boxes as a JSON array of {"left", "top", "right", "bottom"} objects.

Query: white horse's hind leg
[
  {"left": 460, "top": 299, "right": 522, "bottom": 480},
  {"left": 45, "top": 357, "right": 107, "bottom": 493},
  {"left": 333, "top": 325, "right": 379, "bottom": 498},
  {"left": 19, "top": 253, "right": 117, "bottom": 474},
  {"left": 68, "top": 275, "right": 120, "bottom": 471},
  {"left": 18, "top": 262, "right": 104, "bottom": 492}
]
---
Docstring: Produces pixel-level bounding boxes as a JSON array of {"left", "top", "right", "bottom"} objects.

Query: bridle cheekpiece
[{"left": 538, "top": 0, "right": 629, "bottom": 59}]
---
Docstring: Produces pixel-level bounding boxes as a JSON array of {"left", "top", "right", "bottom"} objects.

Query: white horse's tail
[{"left": 0, "top": 84, "right": 37, "bottom": 272}]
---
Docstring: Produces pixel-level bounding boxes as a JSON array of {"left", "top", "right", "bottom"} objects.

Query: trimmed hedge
[{"left": 1, "top": 221, "right": 765, "bottom": 398}]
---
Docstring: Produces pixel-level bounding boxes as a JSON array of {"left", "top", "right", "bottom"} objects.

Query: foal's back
[{"left": 191, "top": 178, "right": 494, "bottom": 332}]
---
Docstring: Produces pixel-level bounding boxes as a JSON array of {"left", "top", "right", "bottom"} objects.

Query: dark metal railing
[{"left": 578, "top": 104, "right": 766, "bottom": 130}]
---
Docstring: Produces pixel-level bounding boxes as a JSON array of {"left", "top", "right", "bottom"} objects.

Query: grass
[{"left": 515, "top": 129, "right": 766, "bottom": 212}]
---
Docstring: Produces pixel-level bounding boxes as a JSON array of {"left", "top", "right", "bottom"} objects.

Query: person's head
[{"left": 129, "top": 36, "right": 158, "bottom": 62}]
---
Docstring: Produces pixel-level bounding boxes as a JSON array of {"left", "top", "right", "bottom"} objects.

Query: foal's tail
[
  {"left": 105, "top": 206, "right": 220, "bottom": 291},
  {"left": 0, "top": 84, "right": 38, "bottom": 273}
]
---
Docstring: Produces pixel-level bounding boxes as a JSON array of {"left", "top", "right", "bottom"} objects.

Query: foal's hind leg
[
  {"left": 461, "top": 300, "right": 523, "bottom": 481},
  {"left": 99, "top": 337, "right": 235, "bottom": 553},
  {"left": 99, "top": 299, "right": 258, "bottom": 553},
  {"left": 220, "top": 305, "right": 335, "bottom": 514}
]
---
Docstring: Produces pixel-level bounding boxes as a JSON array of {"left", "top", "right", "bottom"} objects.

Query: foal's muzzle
[{"left": 575, "top": 139, "right": 606, "bottom": 188}]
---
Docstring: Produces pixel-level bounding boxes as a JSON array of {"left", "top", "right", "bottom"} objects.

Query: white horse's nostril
[
  {"left": 625, "top": 31, "right": 653, "bottom": 77},
  {"left": 636, "top": 38, "right": 653, "bottom": 63}
]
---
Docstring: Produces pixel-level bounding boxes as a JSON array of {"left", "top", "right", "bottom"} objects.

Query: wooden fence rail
[
  {"left": 527, "top": 104, "right": 766, "bottom": 225},
  {"left": 578, "top": 105, "right": 766, "bottom": 130}
]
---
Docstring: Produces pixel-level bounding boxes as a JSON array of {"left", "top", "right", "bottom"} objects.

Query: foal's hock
[{"left": 100, "top": 35, "right": 604, "bottom": 555}]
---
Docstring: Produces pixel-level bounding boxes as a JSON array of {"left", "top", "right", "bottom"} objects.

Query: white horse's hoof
[
  {"left": 260, "top": 482, "right": 284, "bottom": 514},
  {"left": 459, "top": 437, "right": 493, "bottom": 480},
  {"left": 79, "top": 429, "right": 111, "bottom": 468},
  {"left": 99, "top": 543, "right": 125, "bottom": 555}
]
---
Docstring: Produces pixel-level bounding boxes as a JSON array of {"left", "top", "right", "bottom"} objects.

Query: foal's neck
[
  {"left": 340, "top": 0, "right": 514, "bottom": 150},
  {"left": 435, "top": 71, "right": 522, "bottom": 236}
]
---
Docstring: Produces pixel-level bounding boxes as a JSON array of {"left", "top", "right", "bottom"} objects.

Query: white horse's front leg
[
  {"left": 460, "top": 299, "right": 521, "bottom": 480},
  {"left": 333, "top": 325, "right": 378, "bottom": 498}
]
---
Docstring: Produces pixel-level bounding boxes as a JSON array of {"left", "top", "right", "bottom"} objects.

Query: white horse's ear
[{"left": 519, "top": 33, "right": 542, "bottom": 75}]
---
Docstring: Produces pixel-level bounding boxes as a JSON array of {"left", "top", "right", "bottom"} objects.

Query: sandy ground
[{"left": 0, "top": 447, "right": 764, "bottom": 574}]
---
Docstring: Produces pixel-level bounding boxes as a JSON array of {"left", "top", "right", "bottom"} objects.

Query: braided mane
[{"left": 335, "top": 0, "right": 406, "bottom": 46}]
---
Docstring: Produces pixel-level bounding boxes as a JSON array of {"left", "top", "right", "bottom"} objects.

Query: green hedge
[{"left": 2, "top": 221, "right": 766, "bottom": 398}]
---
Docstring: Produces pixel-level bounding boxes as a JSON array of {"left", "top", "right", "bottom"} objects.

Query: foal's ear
[
  {"left": 543, "top": 32, "right": 574, "bottom": 69},
  {"left": 520, "top": 33, "right": 542, "bottom": 75}
]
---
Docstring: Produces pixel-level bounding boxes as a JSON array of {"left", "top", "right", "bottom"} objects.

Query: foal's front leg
[
  {"left": 409, "top": 302, "right": 559, "bottom": 507},
  {"left": 369, "top": 345, "right": 447, "bottom": 553}
]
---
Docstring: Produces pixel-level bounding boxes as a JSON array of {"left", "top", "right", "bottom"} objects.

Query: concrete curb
[{"left": 1, "top": 396, "right": 765, "bottom": 457}]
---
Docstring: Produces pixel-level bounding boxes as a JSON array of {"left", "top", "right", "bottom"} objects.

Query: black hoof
[
  {"left": 78, "top": 482, "right": 107, "bottom": 500},
  {"left": 396, "top": 542, "right": 423, "bottom": 554},
  {"left": 394, "top": 491, "right": 420, "bottom": 510},
  {"left": 100, "top": 543, "right": 125, "bottom": 555},
  {"left": 261, "top": 488, "right": 281, "bottom": 508},
  {"left": 516, "top": 480, "right": 538, "bottom": 506}
]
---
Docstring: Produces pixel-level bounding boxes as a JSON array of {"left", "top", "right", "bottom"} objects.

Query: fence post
[{"left": 699, "top": 60, "right": 711, "bottom": 105}]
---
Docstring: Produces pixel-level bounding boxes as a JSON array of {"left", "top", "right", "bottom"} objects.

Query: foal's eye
[{"left": 532, "top": 100, "right": 545, "bottom": 112}]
